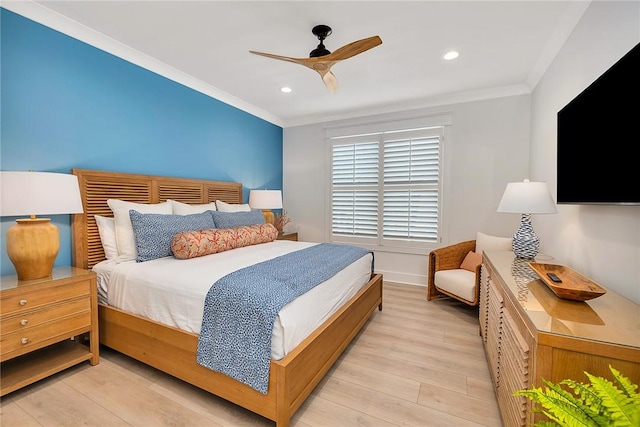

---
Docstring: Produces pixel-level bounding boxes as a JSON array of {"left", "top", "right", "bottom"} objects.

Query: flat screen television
[{"left": 556, "top": 42, "right": 640, "bottom": 205}]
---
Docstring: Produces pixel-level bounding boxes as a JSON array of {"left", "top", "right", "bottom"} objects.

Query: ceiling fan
[{"left": 250, "top": 25, "right": 382, "bottom": 93}]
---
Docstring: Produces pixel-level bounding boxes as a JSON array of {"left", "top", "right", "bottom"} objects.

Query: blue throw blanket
[{"left": 196, "top": 243, "right": 373, "bottom": 394}]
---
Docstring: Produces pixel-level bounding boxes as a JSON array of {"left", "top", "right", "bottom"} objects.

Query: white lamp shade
[
  {"left": 249, "top": 190, "right": 283, "bottom": 210},
  {"left": 0, "top": 171, "right": 84, "bottom": 216},
  {"left": 497, "top": 180, "right": 557, "bottom": 214}
]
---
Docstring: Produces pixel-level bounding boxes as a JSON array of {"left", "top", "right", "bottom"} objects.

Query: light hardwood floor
[{"left": 0, "top": 282, "right": 503, "bottom": 427}]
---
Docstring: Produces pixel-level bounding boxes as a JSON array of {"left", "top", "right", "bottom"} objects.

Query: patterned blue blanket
[{"left": 196, "top": 243, "right": 373, "bottom": 394}]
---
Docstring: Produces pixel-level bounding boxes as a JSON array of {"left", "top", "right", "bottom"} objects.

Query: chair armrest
[
  {"left": 430, "top": 240, "right": 476, "bottom": 271},
  {"left": 427, "top": 239, "right": 476, "bottom": 301}
]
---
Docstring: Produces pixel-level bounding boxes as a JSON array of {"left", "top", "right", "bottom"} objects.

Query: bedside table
[
  {"left": 0, "top": 267, "right": 99, "bottom": 396},
  {"left": 277, "top": 232, "right": 298, "bottom": 241}
]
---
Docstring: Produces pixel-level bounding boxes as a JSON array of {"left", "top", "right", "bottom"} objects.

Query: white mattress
[{"left": 92, "top": 240, "right": 373, "bottom": 360}]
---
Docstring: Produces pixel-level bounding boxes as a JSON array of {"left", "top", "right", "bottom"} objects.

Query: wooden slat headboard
[{"left": 71, "top": 169, "right": 243, "bottom": 269}]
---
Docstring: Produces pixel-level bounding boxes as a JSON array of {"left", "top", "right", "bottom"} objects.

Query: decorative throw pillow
[
  {"left": 171, "top": 223, "right": 278, "bottom": 259},
  {"left": 94, "top": 215, "right": 118, "bottom": 260},
  {"left": 168, "top": 199, "right": 217, "bottom": 215},
  {"left": 476, "top": 232, "right": 512, "bottom": 255},
  {"left": 129, "top": 210, "right": 216, "bottom": 262},
  {"left": 106, "top": 199, "right": 173, "bottom": 262},
  {"left": 209, "top": 210, "right": 265, "bottom": 228},
  {"left": 215, "top": 200, "right": 251, "bottom": 212},
  {"left": 460, "top": 251, "right": 482, "bottom": 272}
]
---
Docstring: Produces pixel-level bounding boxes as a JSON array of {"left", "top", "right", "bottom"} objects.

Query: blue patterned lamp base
[{"left": 512, "top": 213, "right": 540, "bottom": 259}]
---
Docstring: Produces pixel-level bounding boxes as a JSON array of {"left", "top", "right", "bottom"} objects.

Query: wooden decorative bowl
[{"left": 528, "top": 262, "right": 607, "bottom": 301}]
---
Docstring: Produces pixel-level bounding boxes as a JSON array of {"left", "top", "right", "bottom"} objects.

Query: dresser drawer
[
  {"left": 0, "top": 280, "right": 90, "bottom": 317},
  {"left": 0, "top": 298, "right": 90, "bottom": 336},
  {"left": 0, "top": 310, "right": 92, "bottom": 360}
]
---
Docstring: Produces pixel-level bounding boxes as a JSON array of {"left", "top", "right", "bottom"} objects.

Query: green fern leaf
[
  {"left": 585, "top": 372, "right": 635, "bottom": 426},
  {"left": 563, "top": 380, "right": 602, "bottom": 412},
  {"left": 516, "top": 381, "right": 599, "bottom": 427},
  {"left": 515, "top": 367, "right": 639, "bottom": 427},
  {"left": 606, "top": 367, "right": 640, "bottom": 427},
  {"left": 610, "top": 366, "right": 638, "bottom": 397}
]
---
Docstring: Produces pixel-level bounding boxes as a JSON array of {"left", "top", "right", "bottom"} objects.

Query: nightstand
[
  {"left": 0, "top": 267, "right": 99, "bottom": 396},
  {"left": 276, "top": 232, "right": 298, "bottom": 241}
]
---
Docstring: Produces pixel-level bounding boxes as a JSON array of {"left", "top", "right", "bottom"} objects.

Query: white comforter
[{"left": 93, "top": 240, "right": 373, "bottom": 360}]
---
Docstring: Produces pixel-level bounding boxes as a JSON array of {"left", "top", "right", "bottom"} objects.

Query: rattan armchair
[{"left": 427, "top": 239, "right": 481, "bottom": 306}]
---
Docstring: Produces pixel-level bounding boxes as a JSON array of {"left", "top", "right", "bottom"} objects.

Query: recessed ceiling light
[
  {"left": 280, "top": 87, "right": 292, "bottom": 93},
  {"left": 443, "top": 51, "right": 459, "bottom": 61}
]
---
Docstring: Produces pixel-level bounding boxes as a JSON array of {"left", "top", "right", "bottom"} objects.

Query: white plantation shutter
[
  {"left": 382, "top": 132, "right": 440, "bottom": 243},
  {"left": 331, "top": 141, "right": 379, "bottom": 239},
  {"left": 330, "top": 126, "right": 443, "bottom": 249}
]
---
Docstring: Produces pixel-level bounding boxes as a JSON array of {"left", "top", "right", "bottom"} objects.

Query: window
[{"left": 329, "top": 123, "right": 444, "bottom": 252}]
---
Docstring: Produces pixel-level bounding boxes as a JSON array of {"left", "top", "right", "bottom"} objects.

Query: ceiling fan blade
[
  {"left": 321, "top": 70, "right": 338, "bottom": 93},
  {"left": 249, "top": 50, "right": 307, "bottom": 66},
  {"left": 251, "top": 49, "right": 339, "bottom": 76},
  {"left": 325, "top": 35, "right": 382, "bottom": 61}
]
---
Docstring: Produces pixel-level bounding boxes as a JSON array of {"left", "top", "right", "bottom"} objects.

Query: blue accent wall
[{"left": 0, "top": 9, "right": 283, "bottom": 276}]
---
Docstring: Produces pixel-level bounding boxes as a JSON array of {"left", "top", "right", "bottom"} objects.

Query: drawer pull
[
  {"left": 21, "top": 319, "right": 28, "bottom": 326},
  {"left": 21, "top": 337, "right": 29, "bottom": 345},
  {"left": 19, "top": 299, "right": 27, "bottom": 306}
]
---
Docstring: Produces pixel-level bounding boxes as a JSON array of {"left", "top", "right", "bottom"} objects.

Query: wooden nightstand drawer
[
  {"left": 1, "top": 298, "right": 90, "bottom": 336},
  {"left": 1, "top": 310, "right": 92, "bottom": 360},
  {"left": 0, "top": 279, "right": 91, "bottom": 317}
]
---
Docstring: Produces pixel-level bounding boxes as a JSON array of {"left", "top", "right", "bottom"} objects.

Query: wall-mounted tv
[{"left": 556, "top": 42, "right": 640, "bottom": 205}]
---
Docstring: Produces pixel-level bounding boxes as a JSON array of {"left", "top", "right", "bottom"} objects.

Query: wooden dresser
[
  {"left": 480, "top": 251, "right": 640, "bottom": 426},
  {"left": 0, "top": 267, "right": 99, "bottom": 396}
]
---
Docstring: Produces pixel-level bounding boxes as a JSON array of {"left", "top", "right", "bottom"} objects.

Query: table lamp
[
  {"left": 248, "top": 190, "right": 282, "bottom": 225},
  {"left": 497, "top": 179, "right": 557, "bottom": 259},
  {"left": 0, "top": 171, "right": 84, "bottom": 280}
]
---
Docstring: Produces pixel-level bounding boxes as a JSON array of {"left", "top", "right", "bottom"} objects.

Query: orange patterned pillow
[{"left": 171, "top": 223, "right": 278, "bottom": 259}]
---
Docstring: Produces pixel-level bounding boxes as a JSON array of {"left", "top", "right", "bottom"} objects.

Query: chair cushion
[
  {"left": 476, "top": 232, "right": 512, "bottom": 254},
  {"left": 434, "top": 269, "right": 476, "bottom": 303}
]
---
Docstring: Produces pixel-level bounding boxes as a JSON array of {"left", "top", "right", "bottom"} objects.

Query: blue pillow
[
  {"left": 209, "top": 210, "right": 265, "bottom": 228},
  {"left": 129, "top": 210, "right": 216, "bottom": 262}
]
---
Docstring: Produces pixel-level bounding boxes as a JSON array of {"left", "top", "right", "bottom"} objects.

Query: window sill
[{"left": 330, "top": 239, "right": 436, "bottom": 256}]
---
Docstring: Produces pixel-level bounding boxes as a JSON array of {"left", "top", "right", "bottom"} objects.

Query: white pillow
[
  {"left": 215, "top": 199, "right": 251, "bottom": 212},
  {"left": 106, "top": 199, "right": 172, "bottom": 262},
  {"left": 94, "top": 215, "right": 118, "bottom": 260},
  {"left": 168, "top": 199, "right": 217, "bottom": 215},
  {"left": 476, "top": 232, "right": 513, "bottom": 255}
]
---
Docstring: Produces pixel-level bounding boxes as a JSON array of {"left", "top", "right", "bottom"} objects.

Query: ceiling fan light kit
[{"left": 250, "top": 25, "right": 382, "bottom": 93}]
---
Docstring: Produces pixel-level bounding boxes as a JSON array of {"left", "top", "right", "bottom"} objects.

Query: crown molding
[{"left": 2, "top": 0, "right": 284, "bottom": 127}]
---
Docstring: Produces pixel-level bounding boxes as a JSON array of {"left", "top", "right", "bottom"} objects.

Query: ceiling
[{"left": 7, "top": 1, "right": 589, "bottom": 127}]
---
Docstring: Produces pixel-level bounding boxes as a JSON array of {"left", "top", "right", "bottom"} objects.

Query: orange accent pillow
[
  {"left": 171, "top": 223, "right": 278, "bottom": 259},
  {"left": 460, "top": 251, "right": 482, "bottom": 272}
]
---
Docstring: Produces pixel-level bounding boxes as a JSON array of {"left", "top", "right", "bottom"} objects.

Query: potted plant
[{"left": 514, "top": 365, "right": 639, "bottom": 426}]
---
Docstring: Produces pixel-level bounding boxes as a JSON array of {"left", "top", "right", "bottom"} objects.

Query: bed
[{"left": 70, "top": 168, "right": 383, "bottom": 427}]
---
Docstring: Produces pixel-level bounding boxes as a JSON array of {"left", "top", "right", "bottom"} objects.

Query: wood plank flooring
[{"left": 0, "top": 282, "right": 503, "bottom": 426}]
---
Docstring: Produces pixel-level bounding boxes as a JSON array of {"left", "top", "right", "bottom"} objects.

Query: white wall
[
  {"left": 530, "top": 0, "right": 640, "bottom": 304},
  {"left": 283, "top": 96, "right": 531, "bottom": 285}
]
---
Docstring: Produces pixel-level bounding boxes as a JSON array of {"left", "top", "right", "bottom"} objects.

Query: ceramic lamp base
[
  {"left": 512, "top": 213, "right": 540, "bottom": 259},
  {"left": 6, "top": 218, "right": 59, "bottom": 280},
  {"left": 261, "top": 209, "right": 275, "bottom": 225}
]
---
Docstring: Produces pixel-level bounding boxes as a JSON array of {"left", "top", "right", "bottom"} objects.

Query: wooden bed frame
[{"left": 70, "top": 169, "right": 383, "bottom": 427}]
